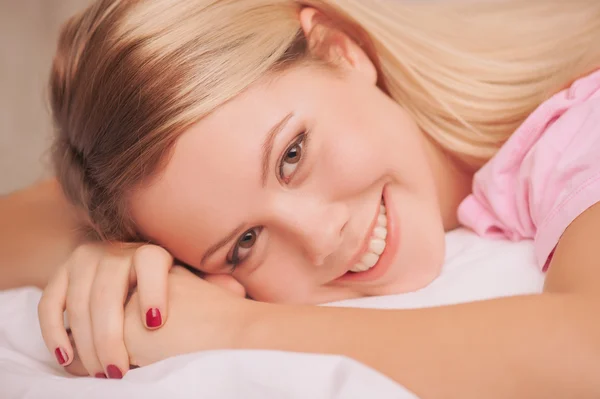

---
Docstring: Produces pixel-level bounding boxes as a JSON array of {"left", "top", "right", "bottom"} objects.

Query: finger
[
  {"left": 90, "top": 254, "right": 131, "bottom": 379},
  {"left": 63, "top": 329, "right": 93, "bottom": 377},
  {"left": 204, "top": 274, "right": 247, "bottom": 297},
  {"left": 66, "top": 250, "right": 105, "bottom": 378},
  {"left": 38, "top": 266, "right": 73, "bottom": 367},
  {"left": 170, "top": 265, "right": 195, "bottom": 276},
  {"left": 133, "top": 245, "right": 173, "bottom": 329}
]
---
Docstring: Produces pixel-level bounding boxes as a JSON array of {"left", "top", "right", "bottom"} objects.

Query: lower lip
[{"left": 335, "top": 186, "right": 400, "bottom": 283}]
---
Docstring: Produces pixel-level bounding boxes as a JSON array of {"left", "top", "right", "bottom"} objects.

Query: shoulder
[
  {"left": 498, "top": 68, "right": 600, "bottom": 169},
  {"left": 458, "top": 69, "right": 600, "bottom": 266}
]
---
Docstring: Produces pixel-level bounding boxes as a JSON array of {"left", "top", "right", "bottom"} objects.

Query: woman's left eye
[
  {"left": 279, "top": 134, "right": 305, "bottom": 182},
  {"left": 227, "top": 227, "right": 262, "bottom": 270}
]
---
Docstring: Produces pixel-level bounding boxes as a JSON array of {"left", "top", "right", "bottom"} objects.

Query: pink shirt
[{"left": 458, "top": 69, "right": 600, "bottom": 270}]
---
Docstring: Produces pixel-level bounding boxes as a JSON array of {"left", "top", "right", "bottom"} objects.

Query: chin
[{"left": 376, "top": 256, "right": 444, "bottom": 296}]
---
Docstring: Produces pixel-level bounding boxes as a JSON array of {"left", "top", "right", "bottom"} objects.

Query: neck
[{"left": 425, "top": 138, "right": 476, "bottom": 231}]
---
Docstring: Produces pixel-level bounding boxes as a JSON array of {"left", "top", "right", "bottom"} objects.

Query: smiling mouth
[{"left": 348, "top": 199, "right": 388, "bottom": 273}]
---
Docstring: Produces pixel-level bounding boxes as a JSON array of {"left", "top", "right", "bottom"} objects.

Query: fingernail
[
  {"left": 146, "top": 308, "right": 162, "bottom": 328},
  {"left": 106, "top": 364, "right": 123, "bottom": 379},
  {"left": 95, "top": 373, "right": 107, "bottom": 379},
  {"left": 54, "top": 347, "right": 68, "bottom": 365}
]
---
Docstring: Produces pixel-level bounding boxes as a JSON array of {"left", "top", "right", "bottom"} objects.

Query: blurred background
[{"left": 0, "top": 0, "right": 92, "bottom": 195}]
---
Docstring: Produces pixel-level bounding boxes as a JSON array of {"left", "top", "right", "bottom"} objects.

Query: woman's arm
[
  {"left": 0, "top": 179, "right": 85, "bottom": 289},
  {"left": 124, "top": 203, "right": 600, "bottom": 399},
  {"left": 250, "top": 293, "right": 599, "bottom": 399}
]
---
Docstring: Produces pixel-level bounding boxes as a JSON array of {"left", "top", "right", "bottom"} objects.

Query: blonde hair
[{"left": 50, "top": 0, "right": 600, "bottom": 240}]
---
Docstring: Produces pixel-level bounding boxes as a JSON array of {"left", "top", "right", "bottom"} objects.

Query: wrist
[
  {"left": 245, "top": 302, "right": 301, "bottom": 352},
  {"left": 230, "top": 300, "right": 272, "bottom": 350}
]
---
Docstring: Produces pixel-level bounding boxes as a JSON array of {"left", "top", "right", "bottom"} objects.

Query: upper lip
[{"left": 333, "top": 198, "right": 382, "bottom": 280}]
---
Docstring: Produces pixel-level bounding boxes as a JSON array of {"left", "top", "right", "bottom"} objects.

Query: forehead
[{"left": 130, "top": 68, "right": 310, "bottom": 264}]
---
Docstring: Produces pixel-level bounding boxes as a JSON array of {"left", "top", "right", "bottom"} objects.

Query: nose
[{"left": 273, "top": 196, "right": 348, "bottom": 266}]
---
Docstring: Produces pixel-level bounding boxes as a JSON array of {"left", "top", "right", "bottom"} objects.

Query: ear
[
  {"left": 203, "top": 274, "right": 247, "bottom": 298},
  {"left": 299, "top": 7, "right": 377, "bottom": 85}
]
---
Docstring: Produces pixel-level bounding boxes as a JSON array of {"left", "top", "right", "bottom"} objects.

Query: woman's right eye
[
  {"left": 227, "top": 227, "right": 261, "bottom": 270},
  {"left": 279, "top": 134, "right": 306, "bottom": 183}
]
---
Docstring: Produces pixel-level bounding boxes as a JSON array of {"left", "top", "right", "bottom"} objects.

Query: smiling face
[
  {"left": 128, "top": 7, "right": 470, "bottom": 304},
  {"left": 131, "top": 57, "right": 452, "bottom": 304}
]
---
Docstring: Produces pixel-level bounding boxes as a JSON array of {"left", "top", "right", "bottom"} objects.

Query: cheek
[
  {"left": 242, "top": 251, "right": 313, "bottom": 304},
  {"left": 317, "top": 130, "right": 388, "bottom": 194},
  {"left": 315, "top": 88, "right": 393, "bottom": 188},
  {"left": 317, "top": 101, "right": 431, "bottom": 197}
]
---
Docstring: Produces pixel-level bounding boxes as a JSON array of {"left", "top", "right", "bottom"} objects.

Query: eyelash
[{"left": 226, "top": 130, "right": 311, "bottom": 272}]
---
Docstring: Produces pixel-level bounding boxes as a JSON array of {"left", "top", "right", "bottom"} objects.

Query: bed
[{"left": 0, "top": 228, "right": 545, "bottom": 399}]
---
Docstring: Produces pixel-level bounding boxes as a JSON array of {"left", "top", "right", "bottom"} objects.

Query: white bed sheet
[{"left": 0, "top": 229, "right": 545, "bottom": 399}]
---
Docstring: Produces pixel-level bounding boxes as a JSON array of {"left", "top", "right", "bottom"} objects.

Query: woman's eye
[
  {"left": 239, "top": 230, "right": 257, "bottom": 249},
  {"left": 228, "top": 227, "right": 261, "bottom": 268},
  {"left": 279, "top": 135, "right": 305, "bottom": 182}
]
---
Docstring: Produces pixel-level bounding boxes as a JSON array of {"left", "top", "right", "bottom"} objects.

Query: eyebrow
[
  {"left": 261, "top": 112, "right": 294, "bottom": 187},
  {"left": 200, "top": 113, "right": 294, "bottom": 267}
]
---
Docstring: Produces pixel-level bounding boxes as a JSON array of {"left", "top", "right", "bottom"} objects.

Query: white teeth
[
  {"left": 373, "top": 226, "right": 387, "bottom": 240},
  {"left": 361, "top": 252, "right": 379, "bottom": 268},
  {"left": 352, "top": 262, "right": 369, "bottom": 272},
  {"left": 348, "top": 200, "right": 389, "bottom": 273},
  {"left": 369, "top": 238, "right": 386, "bottom": 255}
]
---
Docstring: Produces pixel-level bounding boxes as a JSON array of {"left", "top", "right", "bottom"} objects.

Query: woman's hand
[
  {"left": 37, "top": 242, "right": 174, "bottom": 378},
  {"left": 123, "top": 267, "right": 254, "bottom": 367}
]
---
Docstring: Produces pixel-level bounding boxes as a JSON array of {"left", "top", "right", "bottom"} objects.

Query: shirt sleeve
[
  {"left": 458, "top": 78, "right": 600, "bottom": 270},
  {"left": 532, "top": 98, "right": 600, "bottom": 270}
]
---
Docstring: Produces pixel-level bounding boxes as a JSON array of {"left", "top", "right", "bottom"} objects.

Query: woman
[{"left": 3, "top": 0, "right": 600, "bottom": 397}]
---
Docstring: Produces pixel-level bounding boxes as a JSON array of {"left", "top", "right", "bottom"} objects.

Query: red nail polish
[
  {"left": 146, "top": 308, "right": 162, "bottom": 328},
  {"left": 106, "top": 364, "right": 123, "bottom": 379},
  {"left": 95, "top": 373, "right": 107, "bottom": 379},
  {"left": 54, "top": 347, "right": 68, "bottom": 365}
]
